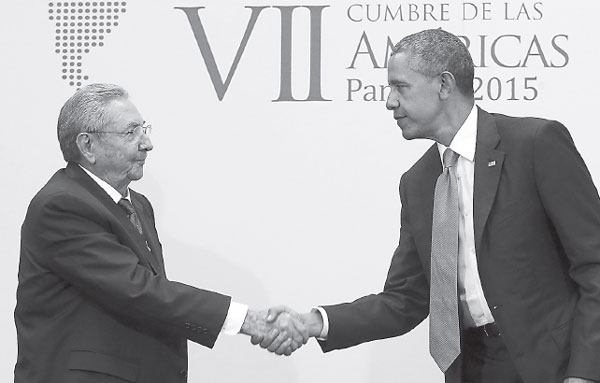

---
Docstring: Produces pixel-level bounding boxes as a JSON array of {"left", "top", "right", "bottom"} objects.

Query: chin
[
  {"left": 401, "top": 128, "right": 419, "bottom": 140},
  {"left": 400, "top": 124, "right": 428, "bottom": 141},
  {"left": 128, "top": 169, "right": 144, "bottom": 181}
]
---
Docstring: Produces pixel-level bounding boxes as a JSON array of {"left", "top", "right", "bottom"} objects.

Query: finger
[
  {"left": 266, "top": 305, "right": 292, "bottom": 322},
  {"left": 267, "top": 331, "right": 289, "bottom": 353},
  {"left": 259, "top": 328, "right": 279, "bottom": 349},
  {"left": 250, "top": 334, "right": 264, "bottom": 345},
  {"left": 280, "top": 337, "right": 302, "bottom": 355},
  {"left": 273, "top": 314, "right": 306, "bottom": 346},
  {"left": 274, "top": 337, "right": 293, "bottom": 355},
  {"left": 283, "top": 343, "right": 296, "bottom": 356},
  {"left": 289, "top": 339, "right": 302, "bottom": 352}
]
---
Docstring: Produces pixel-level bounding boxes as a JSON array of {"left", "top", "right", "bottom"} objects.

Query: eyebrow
[{"left": 388, "top": 79, "right": 408, "bottom": 86}]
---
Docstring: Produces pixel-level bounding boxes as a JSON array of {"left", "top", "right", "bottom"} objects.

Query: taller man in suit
[
  {"left": 14, "top": 83, "right": 307, "bottom": 383},
  {"left": 261, "top": 29, "right": 600, "bottom": 383}
]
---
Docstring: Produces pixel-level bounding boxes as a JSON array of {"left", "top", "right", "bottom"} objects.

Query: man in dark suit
[
  {"left": 14, "top": 83, "right": 307, "bottom": 383},
  {"left": 260, "top": 29, "right": 600, "bottom": 382}
]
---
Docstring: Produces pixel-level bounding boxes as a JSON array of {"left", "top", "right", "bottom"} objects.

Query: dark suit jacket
[
  {"left": 15, "top": 163, "right": 231, "bottom": 383},
  {"left": 319, "top": 108, "right": 600, "bottom": 383}
]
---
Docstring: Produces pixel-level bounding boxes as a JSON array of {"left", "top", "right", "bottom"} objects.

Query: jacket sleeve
[
  {"left": 25, "top": 191, "right": 231, "bottom": 348},
  {"left": 533, "top": 121, "right": 600, "bottom": 380},
  {"left": 318, "top": 173, "right": 430, "bottom": 352}
]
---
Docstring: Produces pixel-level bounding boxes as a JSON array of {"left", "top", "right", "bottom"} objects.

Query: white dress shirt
[
  {"left": 79, "top": 165, "right": 248, "bottom": 335},
  {"left": 436, "top": 106, "right": 495, "bottom": 328}
]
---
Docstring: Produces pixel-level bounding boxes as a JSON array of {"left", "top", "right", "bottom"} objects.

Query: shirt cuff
[
  {"left": 313, "top": 307, "right": 329, "bottom": 340},
  {"left": 221, "top": 301, "right": 249, "bottom": 335}
]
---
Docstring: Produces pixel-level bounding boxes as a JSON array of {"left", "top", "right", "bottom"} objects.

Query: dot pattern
[{"left": 48, "top": 2, "right": 127, "bottom": 88}]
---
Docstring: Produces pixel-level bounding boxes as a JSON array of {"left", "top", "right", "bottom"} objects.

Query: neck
[
  {"left": 435, "top": 98, "right": 475, "bottom": 146},
  {"left": 79, "top": 162, "right": 130, "bottom": 197}
]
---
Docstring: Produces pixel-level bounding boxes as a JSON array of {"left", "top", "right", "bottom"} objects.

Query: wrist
[
  {"left": 303, "top": 311, "right": 324, "bottom": 338},
  {"left": 240, "top": 309, "right": 263, "bottom": 336}
]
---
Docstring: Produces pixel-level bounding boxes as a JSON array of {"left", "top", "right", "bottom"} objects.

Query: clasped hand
[{"left": 241, "top": 307, "right": 308, "bottom": 356}]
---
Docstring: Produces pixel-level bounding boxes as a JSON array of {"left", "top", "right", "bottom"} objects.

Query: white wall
[{"left": 2, "top": 1, "right": 599, "bottom": 382}]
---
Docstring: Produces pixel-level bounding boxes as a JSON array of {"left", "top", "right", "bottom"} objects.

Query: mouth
[{"left": 394, "top": 116, "right": 408, "bottom": 130}]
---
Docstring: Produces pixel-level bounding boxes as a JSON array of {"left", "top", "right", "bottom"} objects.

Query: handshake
[{"left": 240, "top": 306, "right": 324, "bottom": 356}]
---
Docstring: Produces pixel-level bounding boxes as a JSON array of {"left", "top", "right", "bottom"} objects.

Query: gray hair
[
  {"left": 392, "top": 29, "right": 474, "bottom": 96},
  {"left": 57, "top": 83, "right": 128, "bottom": 163}
]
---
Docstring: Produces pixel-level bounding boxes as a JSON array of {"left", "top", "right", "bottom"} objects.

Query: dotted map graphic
[{"left": 48, "top": 2, "right": 127, "bottom": 88}]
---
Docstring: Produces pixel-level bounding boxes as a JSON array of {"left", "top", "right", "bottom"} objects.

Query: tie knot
[
  {"left": 443, "top": 149, "right": 460, "bottom": 169},
  {"left": 118, "top": 198, "right": 136, "bottom": 216}
]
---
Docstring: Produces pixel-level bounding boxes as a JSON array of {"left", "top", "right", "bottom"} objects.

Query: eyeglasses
[{"left": 93, "top": 123, "right": 152, "bottom": 139}]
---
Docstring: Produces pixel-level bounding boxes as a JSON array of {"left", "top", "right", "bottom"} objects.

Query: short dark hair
[
  {"left": 57, "top": 83, "right": 128, "bottom": 163},
  {"left": 392, "top": 29, "right": 474, "bottom": 96}
]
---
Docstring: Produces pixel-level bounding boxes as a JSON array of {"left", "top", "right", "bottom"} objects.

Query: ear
[
  {"left": 438, "top": 71, "right": 456, "bottom": 100},
  {"left": 76, "top": 132, "right": 96, "bottom": 164}
]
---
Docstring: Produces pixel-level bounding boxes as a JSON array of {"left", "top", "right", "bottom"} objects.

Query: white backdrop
[{"left": 2, "top": 1, "right": 600, "bottom": 382}]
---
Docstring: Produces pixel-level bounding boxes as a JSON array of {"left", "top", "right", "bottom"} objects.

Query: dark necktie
[
  {"left": 118, "top": 198, "right": 144, "bottom": 235},
  {"left": 429, "top": 148, "right": 461, "bottom": 372}
]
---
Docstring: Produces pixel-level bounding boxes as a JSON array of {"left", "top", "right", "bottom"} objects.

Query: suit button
[{"left": 185, "top": 323, "right": 191, "bottom": 329}]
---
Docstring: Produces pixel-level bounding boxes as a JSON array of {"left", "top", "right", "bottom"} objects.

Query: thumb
[{"left": 266, "top": 305, "right": 290, "bottom": 322}]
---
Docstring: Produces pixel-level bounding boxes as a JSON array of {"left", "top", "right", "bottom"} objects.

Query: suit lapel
[
  {"left": 65, "top": 163, "right": 160, "bottom": 274},
  {"left": 473, "top": 108, "right": 505, "bottom": 253}
]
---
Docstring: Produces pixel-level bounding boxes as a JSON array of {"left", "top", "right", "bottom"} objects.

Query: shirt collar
[
  {"left": 437, "top": 105, "right": 478, "bottom": 163},
  {"left": 79, "top": 165, "right": 130, "bottom": 203}
]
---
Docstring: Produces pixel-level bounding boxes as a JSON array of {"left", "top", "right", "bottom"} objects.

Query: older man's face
[{"left": 92, "top": 97, "right": 153, "bottom": 193}]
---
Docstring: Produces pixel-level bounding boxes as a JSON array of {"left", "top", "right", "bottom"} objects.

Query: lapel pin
[{"left": 488, "top": 160, "right": 496, "bottom": 167}]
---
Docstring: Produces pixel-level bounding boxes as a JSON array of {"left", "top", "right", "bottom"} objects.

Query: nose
[
  {"left": 386, "top": 89, "right": 399, "bottom": 110},
  {"left": 139, "top": 133, "right": 153, "bottom": 151}
]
